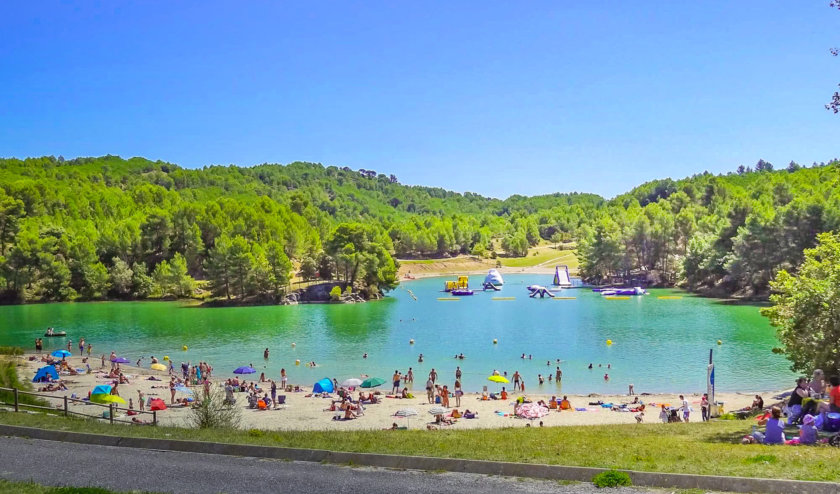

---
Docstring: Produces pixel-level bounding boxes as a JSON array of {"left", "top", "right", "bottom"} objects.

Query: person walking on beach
[
  {"left": 169, "top": 377, "right": 176, "bottom": 405},
  {"left": 391, "top": 370, "right": 402, "bottom": 394},
  {"left": 628, "top": 383, "right": 635, "bottom": 396},
  {"left": 138, "top": 390, "right": 145, "bottom": 411},
  {"left": 426, "top": 377, "right": 435, "bottom": 404},
  {"left": 680, "top": 395, "right": 690, "bottom": 422},
  {"left": 78, "top": 338, "right": 85, "bottom": 356},
  {"left": 513, "top": 371, "right": 521, "bottom": 391},
  {"left": 454, "top": 379, "right": 462, "bottom": 407},
  {"left": 429, "top": 368, "right": 437, "bottom": 384},
  {"left": 700, "top": 393, "right": 710, "bottom": 422},
  {"left": 406, "top": 367, "right": 413, "bottom": 384}
]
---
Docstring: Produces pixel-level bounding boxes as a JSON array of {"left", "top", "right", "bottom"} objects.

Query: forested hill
[
  {"left": 0, "top": 155, "right": 601, "bottom": 302},
  {"left": 0, "top": 155, "right": 836, "bottom": 303}
]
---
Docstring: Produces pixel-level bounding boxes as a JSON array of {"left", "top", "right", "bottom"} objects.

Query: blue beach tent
[
  {"left": 312, "top": 378, "right": 334, "bottom": 394},
  {"left": 92, "top": 385, "right": 112, "bottom": 396},
  {"left": 32, "top": 366, "right": 59, "bottom": 382}
]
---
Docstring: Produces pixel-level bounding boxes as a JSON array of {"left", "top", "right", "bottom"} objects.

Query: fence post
[
  {"left": 63, "top": 396, "right": 68, "bottom": 417},
  {"left": 12, "top": 388, "right": 19, "bottom": 412},
  {"left": 153, "top": 410, "right": 157, "bottom": 426},
  {"left": 109, "top": 404, "right": 114, "bottom": 425}
]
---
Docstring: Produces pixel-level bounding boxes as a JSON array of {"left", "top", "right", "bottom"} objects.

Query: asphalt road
[{"left": 0, "top": 436, "right": 650, "bottom": 494}]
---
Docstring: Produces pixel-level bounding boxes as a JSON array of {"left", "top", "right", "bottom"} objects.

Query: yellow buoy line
[
  {"left": 657, "top": 296, "right": 682, "bottom": 300},
  {"left": 438, "top": 297, "right": 460, "bottom": 301},
  {"left": 604, "top": 296, "right": 630, "bottom": 300},
  {"left": 553, "top": 296, "right": 576, "bottom": 300},
  {"left": 492, "top": 297, "right": 516, "bottom": 301}
]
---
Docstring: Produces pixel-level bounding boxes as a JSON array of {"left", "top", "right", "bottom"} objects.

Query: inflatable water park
[
  {"left": 594, "top": 287, "right": 647, "bottom": 296},
  {"left": 483, "top": 269, "right": 503, "bottom": 291},
  {"left": 443, "top": 276, "right": 474, "bottom": 296},
  {"left": 552, "top": 265, "right": 572, "bottom": 288}
]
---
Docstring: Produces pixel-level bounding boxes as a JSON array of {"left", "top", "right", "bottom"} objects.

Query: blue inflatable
[{"left": 312, "top": 378, "right": 334, "bottom": 394}]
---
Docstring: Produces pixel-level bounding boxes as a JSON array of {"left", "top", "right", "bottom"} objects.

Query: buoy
[
  {"left": 409, "top": 339, "right": 415, "bottom": 345},
  {"left": 291, "top": 343, "right": 296, "bottom": 347},
  {"left": 295, "top": 359, "right": 300, "bottom": 366},
  {"left": 493, "top": 339, "right": 498, "bottom": 344},
  {"left": 163, "top": 356, "right": 169, "bottom": 361},
  {"left": 182, "top": 345, "right": 188, "bottom": 351},
  {"left": 606, "top": 339, "right": 613, "bottom": 346},
  {"left": 717, "top": 340, "right": 722, "bottom": 345}
]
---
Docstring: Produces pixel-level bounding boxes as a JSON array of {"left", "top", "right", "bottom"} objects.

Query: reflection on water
[{"left": 0, "top": 275, "right": 794, "bottom": 393}]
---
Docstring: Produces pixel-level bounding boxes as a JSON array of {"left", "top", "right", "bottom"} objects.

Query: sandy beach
[{"left": 12, "top": 353, "right": 783, "bottom": 431}]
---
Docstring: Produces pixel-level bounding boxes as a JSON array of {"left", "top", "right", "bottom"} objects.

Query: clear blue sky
[{"left": 1, "top": 1, "right": 838, "bottom": 198}]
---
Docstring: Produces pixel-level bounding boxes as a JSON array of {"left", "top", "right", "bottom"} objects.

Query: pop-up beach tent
[
  {"left": 32, "top": 366, "right": 59, "bottom": 382},
  {"left": 312, "top": 378, "right": 334, "bottom": 394}
]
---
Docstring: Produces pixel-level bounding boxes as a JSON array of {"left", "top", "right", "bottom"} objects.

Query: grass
[
  {"left": 498, "top": 247, "right": 578, "bottom": 269},
  {"left": 0, "top": 346, "right": 24, "bottom": 356},
  {"left": 0, "top": 412, "right": 838, "bottom": 482},
  {"left": 0, "top": 357, "right": 51, "bottom": 410},
  {"left": 0, "top": 480, "right": 159, "bottom": 493}
]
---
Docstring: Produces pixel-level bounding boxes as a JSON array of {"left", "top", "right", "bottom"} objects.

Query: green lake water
[{"left": 0, "top": 274, "right": 794, "bottom": 394}]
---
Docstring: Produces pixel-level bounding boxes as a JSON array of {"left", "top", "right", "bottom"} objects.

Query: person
[
  {"left": 809, "top": 369, "right": 825, "bottom": 398},
  {"left": 659, "top": 405, "right": 669, "bottom": 423},
  {"left": 588, "top": 363, "right": 593, "bottom": 369},
  {"left": 138, "top": 390, "right": 145, "bottom": 411},
  {"left": 752, "top": 406, "right": 785, "bottom": 444},
  {"left": 418, "top": 353, "right": 424, "bottom": 363},
  {"left": 100, "top": 354, "right": 105, "bottom": 368},
  {"left": 680, "top": 395, "right": 690, "bottom": 422},
  {"left": 270, "top": 380, "right": 277, "bottom": 407},
  {"left": 67, "top": 340, "right": 73, "bottom": 352},
  {"left": 78, "top": 338, "right": 85, "bottom": 356},
  {"left": 391, "top": 370, "right": 401, "bottom": 394},
  {"left": 454, "top": 379, "right": 462, "bottom": 407},
  {"left": 264, "top": 348, "right": 269, "bottom": 359},
  {"left": 441, "top": 385, "right": 450, "bottom": 408},
  {"left": 701, "top": 393, "right": 710, "bottom": 422},
  {"left": 787, "top": 378, "right": 809, "bottom": 425},
  {"left": 556, "top": 367, "right": 562, "bottom": 381},
  {"left": 363, "top": 353, "right": 367, "bottom": 359},
  {"left": 500, "top": 387, "right": 508, "bottom": 400},
  {"left": 280, "top": 368, "right": 287, "bottom": 390},
  {"left": 751, "top": 395, "right": 764, "bottom": 411},
  {"left": 829, "top": 375, "right": 840, "bottom": 413},
  {"left": 428, "top": 368, "right": 437, "bottom": 383},
  {"left": 538, "top": 374, "right": 544, "bottom": 385},
  {"left": 628, "top": 383, "right": 635, "bottom": 396},
  {"left": 799, "top": 414, "right": 817, "bottom": 445},
  {"left": 455, "top": 366, "right": 462, "bottom": 380},
  {"left": 520, "top": 378, "right": 526, "bottom": 393},
  {"left": 513, "top": 371, "right": 521, "bottom": 391},
  {"left": 559, "top": 396, "right": 571, "bottom": 410},
  {"left": 604, "top": 373, "right": 609, "bottom": 382},
  {"left": 35, "top": 338, "right": 42, "bottom": 354},
  {"left": 635, "top": 412, "right": 644, "bottom": 423},
  {"left": 169, "top": 377, "right": 176, "bottom": 405},
  {"left": 86, "top": 343, "right": 92, "bottom": 356},
  {"left": 259, "top": 372, "right": 266, "bottom": 383},
  {"left": 426, "top": 378, "right": 435, "bottom": 404},
  {"left": 406, "top": 367, "right": 413, "bottom": 384}
]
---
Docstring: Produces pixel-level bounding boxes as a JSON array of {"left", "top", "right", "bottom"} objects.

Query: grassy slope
[
  {"left": 398, "top": 246, "right": 579, "bottom": 277},
  {"left": 0, "top": 412, "right": 837, "bottom": 482}
]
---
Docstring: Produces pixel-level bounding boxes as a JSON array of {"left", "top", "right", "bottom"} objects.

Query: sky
[{"left": 1, "top": 1, "right": 838, "bottom": 199}]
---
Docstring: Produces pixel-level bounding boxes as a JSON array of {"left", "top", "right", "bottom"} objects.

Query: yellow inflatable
[
  {"left": 182, "top": 345, "right": 188, "bottom": 351},
  {"left": 295, "top": 359, "right": 300, "bottom": 366},
  {"left": 163, "top": 356, "right": 169, "bottom": 361},
  {"left": 291, "top": 343, "right": 296, "bottom": 347},
  {"left": 717, "top": 340, "right": 722, "bottom": 345},
  {"left": 606, "top": 339, "right": 613, "bottom": 346}
]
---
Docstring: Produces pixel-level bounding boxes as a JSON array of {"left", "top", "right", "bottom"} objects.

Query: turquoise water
[{"left": 0, "top": 274, "right": 794, "bottom": 393}]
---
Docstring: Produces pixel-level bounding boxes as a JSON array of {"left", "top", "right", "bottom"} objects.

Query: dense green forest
[
  {"left": 0, "top": 156, "right": 600, "bottom": 303},
  {"left": 0, "top": 155, "right": 836, "bottom": 303}
]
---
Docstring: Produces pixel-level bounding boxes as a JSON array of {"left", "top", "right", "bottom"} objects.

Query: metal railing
[{"left": 0, "top": 386, "right": 156, "bottom": 426}]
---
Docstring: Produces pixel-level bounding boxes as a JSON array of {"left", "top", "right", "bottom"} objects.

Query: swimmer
[
  {"left": 363, "top": 353, "right": 368, "bottom": 359},
  {"left": 546, "top": 360, "right": 551, "bottom": 366},
  {"left": 418, "top": 353, "right": 424, "bottom": 363},
  {"left": 458, "top": 353, "right": 465, "bottom": 359},
  {"left": 604, "top": 373, "right": 609, "bottom": 381},
  {"left": 528, "top": 354, "right": 532, "bottom": 360},
  {"left": 588, "top": 363, "right": 593, "bottom": 369},
  {"left": 521, "top": 353, "right": 525, "bottom": 359},
  {"left": 264, "top": 348, "right": 269, "bottom": 359}
]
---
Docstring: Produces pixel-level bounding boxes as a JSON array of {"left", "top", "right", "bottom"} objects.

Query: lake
[{"left": 0, "top": 274, "right": 794, "bottom": 394}]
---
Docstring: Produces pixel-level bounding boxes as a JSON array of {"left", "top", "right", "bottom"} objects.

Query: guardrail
[{"left": 0, "top": 386, "right": 156, "bottom": 426}]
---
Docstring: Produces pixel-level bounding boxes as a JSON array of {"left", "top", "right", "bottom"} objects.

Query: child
[{"left": 799, "top": 414, "right": 817, "bottom": 445}]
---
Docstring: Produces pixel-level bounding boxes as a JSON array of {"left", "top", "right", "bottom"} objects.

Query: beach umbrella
[
  {"left": 150, "top": 363, "right": 167, "bottom": 371},
  {"left": 111, "top": 357, "right": 130, "bottom": 364},
  {"left": 487, "top": 375, "right": 509, "bottom": 383},
  {"left": 233, "top": 366, "right": 256, "bottom": 375},
  {"left": 51, "top": 350, "right": 71, "bottom": 358},
  {"left": 91, "top": 385, "right": 112, "bottom": 396},
  {"left": 428, "top": 406, "right": 447, "bottom": 416},
  {"left": 32, "top": 366, "right": 59, "bottom": 382},
  {"left": 361, "top": 377, "right": 386, "bottom": 388},
  {"left": 341, "top": 378, "right": 363, "bottom": 388},
  {"left": 395, "top": 408, "right": 418, "bottom": 428},
  {"left": 91, "top": 394, "right": 126, "bottom": 405}
]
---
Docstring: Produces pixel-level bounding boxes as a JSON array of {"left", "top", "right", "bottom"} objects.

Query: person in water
[{"left": 264, "top": 348, "right": 269, "bottom": 359}]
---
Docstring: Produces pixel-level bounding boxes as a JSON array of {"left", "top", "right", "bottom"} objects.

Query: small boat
[
  {"left": 451, "top": 289, "right": 474, "bottom": 296},
  {"left": 44, "top": 331, "right": 67, "bottom": 337}
]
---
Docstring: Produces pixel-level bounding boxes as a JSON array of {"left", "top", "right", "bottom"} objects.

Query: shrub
[
  {"left": 0, "top": 346, "right": 23, "bottom": 356},
  {"left": 329, "top": 285, "right": 342, "bottom": 301},
  {"left": 592, "top": 470, "right": 632, "bottom": 488},
  {"left": 187, "top": 387, "right": 242, "bottom": 429}
]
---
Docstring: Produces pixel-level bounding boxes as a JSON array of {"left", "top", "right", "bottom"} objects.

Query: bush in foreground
[
  {"left": 592, "top": 470, "right": 632, "bottom": 488},
  {"left": 188, "top": 387, "right": 242, "bottom": 429}
]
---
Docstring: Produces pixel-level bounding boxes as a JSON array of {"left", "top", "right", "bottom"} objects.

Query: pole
[
  {"left": 153, "top": 410, "right": 157, "bottom": 426},
  {"left": 63, "top": 396, "right": 68, "bottom": 417},
  {"left": 13, "top": 388, "right": 19, "bottom": 412},
  {"left": 109, "top": 404, "right": 114, "bottom": 425}
]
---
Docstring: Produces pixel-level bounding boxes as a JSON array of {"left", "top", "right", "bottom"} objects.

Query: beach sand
[{"left": 12, "top": 354, "right": 783, "bottom": 432}]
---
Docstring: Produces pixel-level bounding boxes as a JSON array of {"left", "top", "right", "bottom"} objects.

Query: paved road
[{"left": 0, "top": 436, "right": 649, "bottom": 493}]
